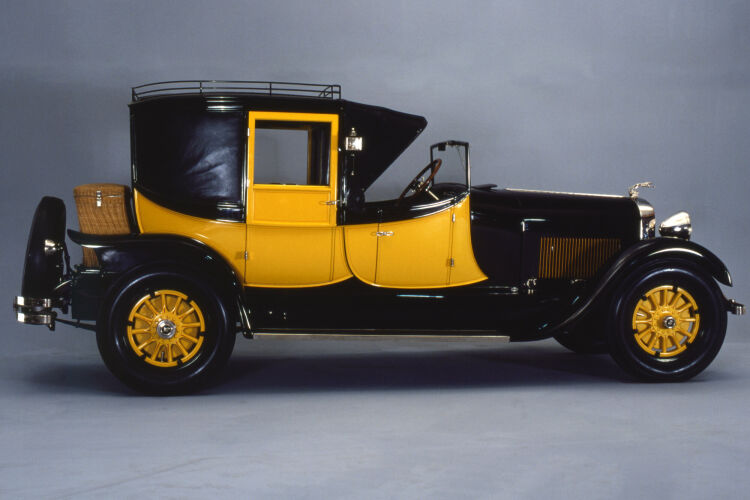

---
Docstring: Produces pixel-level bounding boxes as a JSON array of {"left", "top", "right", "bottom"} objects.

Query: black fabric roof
[{"left": 130, "top": 94, "right": 427, "bottom": 191}]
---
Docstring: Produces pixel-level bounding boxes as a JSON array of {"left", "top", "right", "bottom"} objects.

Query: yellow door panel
[
  {"left": 133, "top": 190, "right": 247, "bottom": 278},
  {"left": 245, "top": 111, "right": 348, "bottom": 287},
  {"left": 343, "top": 223, "right": 379, "bottom": 284},
  {"left": 375, "top": 208, "right": 452, "bottom": 288},
  {"left": 251, "top": 185, "right": 332, "bottom": 226},
  {"left": 449, "top": 197, "right": 488, "bottom": 286},
  {"left": 246, "top": 225, "right": 351, "bottom": 286}
]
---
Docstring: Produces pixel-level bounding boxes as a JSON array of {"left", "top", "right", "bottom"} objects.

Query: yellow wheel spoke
[
  {"left": 150, "top": 342, "right": 162, "bottom": 361},
  {"left": 137, "top": 338, "right": 156, "bottom": 350},
  {"left": 175, "top": 341, "right": 190, "bottom": 357},
  {"left": 171, "top": 296, "right": 183, "bottom": 314},
  {"left": 677, "top": 303, "right": 692, "bottom": 313},
  {"left": 132, "top": 312, "right": 154, "bottom": 323},
  {"left": 144, "top": 299, "right": 160, "bottom": 317},
  {"left": 129, "top": 327, "right": 151, "bottom": 334},
  {"left": 180, "top": 333, "right": 199, "bottom": 344},
  {"left": 177, "top": 307, "right": 195, "bottom": 319},
  {"left": 181, "top": 322, "right": 202, "bottom": 328}
]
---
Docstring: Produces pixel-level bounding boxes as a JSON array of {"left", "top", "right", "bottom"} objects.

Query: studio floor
[{"left": 1, "top": 333, "right": 748, "bottom": 499}]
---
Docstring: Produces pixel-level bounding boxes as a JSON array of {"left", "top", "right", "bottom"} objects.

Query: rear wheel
[
  {"left": 97, "top": 269, "right": 236, "bottom": 394},
  {"left": 607, "top": 263, "right": 726, "bottom": 382}
]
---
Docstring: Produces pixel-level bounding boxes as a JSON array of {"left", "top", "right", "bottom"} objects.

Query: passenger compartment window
[{"left": 253, "top": 120, "right": 331, "bottom": 186}]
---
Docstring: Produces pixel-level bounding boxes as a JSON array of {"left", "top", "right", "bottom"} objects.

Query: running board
[{"left": 251, "top": 330, "right": 510, "bottom": 342}]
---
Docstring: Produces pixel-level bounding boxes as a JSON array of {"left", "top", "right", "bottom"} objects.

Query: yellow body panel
[
  {"left": 376, "top": 208, "right": 453, "bottom": 287},
  {"left": 133, "top": 190, "right": 247, "bottom": 278},
  {"left": 245, "top": 111, "right": 351, "bottom": 287},
  {"left": 448, "top": 197, "right": 489, "bottom": 286},
  {"left": 246, "top": 225, "right": 351, "bottom": 287},
  {"left": 343, "top": 223, "right": 379, "bottom": 283},
  {"left": 343, "top": 196, "right": 487, "bottom": 288},
  {"left": 251, "top": 185, "right": 333, "bottom": 226}
]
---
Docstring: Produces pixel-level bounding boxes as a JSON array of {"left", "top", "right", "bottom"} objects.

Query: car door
[{"left": 245, "top": 111, "right": 351, "bottom": 287}]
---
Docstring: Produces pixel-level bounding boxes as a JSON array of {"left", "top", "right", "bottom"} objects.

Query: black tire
[
  {"left": 96, "top": 268, "right": 236, "bottom": 394},
  {"left": 607, "top": 261, "right": 727, "bottom": 382}
]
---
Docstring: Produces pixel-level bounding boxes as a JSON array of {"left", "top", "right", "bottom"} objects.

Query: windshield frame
[{"left": 429, "top": 140, "right": 471, "bottom": 192}]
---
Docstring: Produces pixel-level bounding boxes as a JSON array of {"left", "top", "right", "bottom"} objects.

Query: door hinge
[
  {"left": 449, "top": 258, "right": 455, "bottom": 267},
  {"left": 452, "top": 213, "right": 456, "bottom": 223},
  {"left": 244, "top": 251, "right": 248, "bottom": 261}
]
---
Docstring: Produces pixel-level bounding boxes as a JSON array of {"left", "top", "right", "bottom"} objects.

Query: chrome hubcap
[
  {"left": 156, "top": 319, "right": 177, "bottom": 339},
  {"left": 662, "top": 316, "right": 676, "bottom": 329}
]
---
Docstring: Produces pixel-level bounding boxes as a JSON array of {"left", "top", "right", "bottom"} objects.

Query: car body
[{"left": 14, "top": 81, "right": 744, "bottom": 393}]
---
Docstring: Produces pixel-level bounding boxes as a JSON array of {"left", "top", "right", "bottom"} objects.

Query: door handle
[
  {"left": 375, "top": 231, "right": 394, "bottom": 237},
  {"left": 320, "top": 200, "right": 339, "bottom": 206}
]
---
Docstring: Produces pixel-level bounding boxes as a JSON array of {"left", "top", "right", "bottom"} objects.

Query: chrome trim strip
[
  {"left": 506, "top": 188, "right": 625, "bottom": 199},
  {"left": 633, "top": 198, "right": 656, "bottom": 239}
]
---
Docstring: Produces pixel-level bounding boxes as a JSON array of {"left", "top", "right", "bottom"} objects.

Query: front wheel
[
  {"left": 607, "top": 263, "right": 727, "bottom": 382},
  {"left": 97, "top": 268, "right": 236, "bottom": 394}
]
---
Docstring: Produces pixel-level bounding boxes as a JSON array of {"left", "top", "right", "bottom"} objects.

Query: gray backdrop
[
  {"left": 2, "top": 0, "right": 747, "bottom": 348},
  {"left": 2, "top": 2, "right": 750, "bottom": 497}
]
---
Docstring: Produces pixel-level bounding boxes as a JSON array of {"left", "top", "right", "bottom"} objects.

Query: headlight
[{"left": 659, "top": 211, "right": 691, "bottom": 239}]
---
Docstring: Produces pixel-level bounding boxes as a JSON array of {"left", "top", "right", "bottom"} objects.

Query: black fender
[
  {"left": 67, "top": 230, "right": 249, "bottom": 331},
  {"left": 544, "top": 237, "right": 733, "bottom": 335}
]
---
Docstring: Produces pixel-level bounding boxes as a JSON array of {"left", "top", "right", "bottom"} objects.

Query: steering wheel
[{"left": 397, "top": 159, "right": 442, "bottom": 204}]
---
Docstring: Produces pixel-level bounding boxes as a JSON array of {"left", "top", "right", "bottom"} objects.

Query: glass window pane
[{"left": 253, "top": 121, "right": 330, "bottom": 186}]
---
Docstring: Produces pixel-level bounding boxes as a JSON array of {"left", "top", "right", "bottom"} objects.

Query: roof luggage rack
[{"left": 131, "top": 80, "right": 341, "bottom": 101}]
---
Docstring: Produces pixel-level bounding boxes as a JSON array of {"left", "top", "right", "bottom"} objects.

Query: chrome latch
[{"left": 95, "top": 190, "right": 103, "bottom": 207}]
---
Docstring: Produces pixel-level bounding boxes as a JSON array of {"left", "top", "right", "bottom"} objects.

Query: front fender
[{"left": 545, "top": 237, "right": 733, "bottom": 334}]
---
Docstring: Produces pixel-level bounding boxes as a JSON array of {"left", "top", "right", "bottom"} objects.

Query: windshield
[{"left": 430, "top": 141, "right": 469, "bottom": 189}]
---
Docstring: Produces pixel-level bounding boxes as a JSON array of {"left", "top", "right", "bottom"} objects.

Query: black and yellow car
[{"left": 14, "top": 81, "right": 745, "bottom": 393}]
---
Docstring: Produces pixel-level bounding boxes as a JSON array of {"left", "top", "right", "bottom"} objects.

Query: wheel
[
  {"left": 96, "top": 268, "right": 236, "bottom": 394},
  {"left": 607, "top": 262, "right": 727, "bottom": 382}
]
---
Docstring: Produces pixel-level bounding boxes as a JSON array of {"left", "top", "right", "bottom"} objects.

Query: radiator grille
[{"left": 538, "top": 237, "right": 621, "bottom": 279}]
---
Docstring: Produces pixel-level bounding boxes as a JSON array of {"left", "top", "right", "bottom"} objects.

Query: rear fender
[{"left": 67, "top": 230, "right": 248, "bottom": 330}]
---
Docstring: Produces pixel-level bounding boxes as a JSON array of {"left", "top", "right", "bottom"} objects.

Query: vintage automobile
[{"left": 14, "top": 81, "right": 744, "bottom": 393}]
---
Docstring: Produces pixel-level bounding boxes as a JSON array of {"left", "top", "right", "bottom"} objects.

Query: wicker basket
[{"left": 73, "top": 183, "right": 132, "bottom": 267}]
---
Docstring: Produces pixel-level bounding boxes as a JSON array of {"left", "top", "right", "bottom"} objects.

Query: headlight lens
[{"left": 659, "top": 211, "right": 691, "bottom": 239}]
